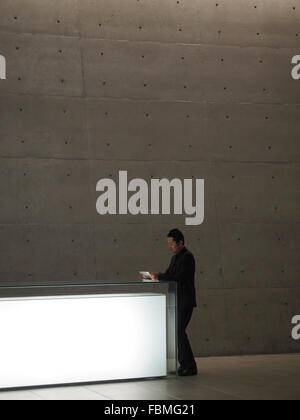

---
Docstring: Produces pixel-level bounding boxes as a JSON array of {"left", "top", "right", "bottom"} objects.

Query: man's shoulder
[{"left": 183, "top": 248, "right": 195, "bottom": 261}]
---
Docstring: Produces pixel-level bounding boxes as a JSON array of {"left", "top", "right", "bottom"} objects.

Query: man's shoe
[
  {"left": 177, "top": 365, "right": 184, "bottom": 375},
  {"left": 178, "top": 366, "right": 198, "bottom": 377}
]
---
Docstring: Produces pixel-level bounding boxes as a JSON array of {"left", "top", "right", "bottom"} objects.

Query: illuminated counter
[{"left": 0, "top": 282, "right": 177, "bottom": 390}]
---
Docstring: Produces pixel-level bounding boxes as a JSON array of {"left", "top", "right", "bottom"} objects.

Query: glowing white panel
[{"left": 0, "top": 293, "right": 167, "bottom": 389}]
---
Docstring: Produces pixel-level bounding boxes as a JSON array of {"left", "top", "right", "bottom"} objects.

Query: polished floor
[{"left": 0, "top": 353, "right": 299, "bottom": 400}]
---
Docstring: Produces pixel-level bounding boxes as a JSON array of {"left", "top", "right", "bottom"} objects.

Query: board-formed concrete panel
[
  {"left": 0, "top": 224, "right": 95, "bottom": 286},
  {"left": 1, "top": 96, "right": 299, "bottom": 162},
  {"left": 86, "top": 99, "right": 300, "bottom": 162},
  {"left": 189, "top": 287, "right": 300, "bottom": 356},
  {"left": 213, "top": 163, "right": 300, "bottom": 223},
  {"left": 77, "top": 0, "right": 300, "bottom": 48},
  {"left": 220, "top": 222, "right": 300, "bottom": 289},
  {"left": 0, "top": 159, "right": 22, "bottom": 223},
  {"left": 0, "top": 158, "right": 93, "bottom": 224},
  {"left": 0, "top": 94, "right": 88, "bottom": 159},
  {"left": 0, "top": 32, "right": 82, "bottom": 96},
  {"left": 82, "top": 38, "right": 300, "bottom": 103},
  {"left": 0, "top": 0, "right": 79, "bottom": 36}
]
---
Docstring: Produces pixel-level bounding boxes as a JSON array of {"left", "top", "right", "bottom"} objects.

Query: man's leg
[{"left": 178, "top": 306, "right": 197, "bottom": 372}]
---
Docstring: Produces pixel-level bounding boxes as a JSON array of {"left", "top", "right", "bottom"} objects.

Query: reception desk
[{"left": 0, "top": 282, "right": 177, "bottom": 390}]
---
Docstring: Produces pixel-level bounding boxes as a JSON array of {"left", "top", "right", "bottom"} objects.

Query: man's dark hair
[{"left": 168, "top": 229, "right": 185, "bottom": 245}]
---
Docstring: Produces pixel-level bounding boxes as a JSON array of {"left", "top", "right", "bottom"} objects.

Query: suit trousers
[{"left": 178, "top": 305, "right": 196, "bottom": 369}]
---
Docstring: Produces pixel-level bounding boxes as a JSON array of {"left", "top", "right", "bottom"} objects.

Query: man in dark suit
[{"left": 150, "top": 229, "right": 198, "bottom": 376}]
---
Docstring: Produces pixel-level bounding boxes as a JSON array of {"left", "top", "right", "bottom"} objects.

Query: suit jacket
[{"left": 158, "top": 247, "right": 197, "bottom": 309}]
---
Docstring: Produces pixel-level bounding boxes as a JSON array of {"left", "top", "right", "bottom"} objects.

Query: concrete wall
[{"left": 0, "top": 0, "right": 299, "bottom": 356}]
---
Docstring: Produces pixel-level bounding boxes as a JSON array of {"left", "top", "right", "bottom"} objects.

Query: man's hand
[{"left": 150, "top": 272, "right": 159, "bottom": 281}]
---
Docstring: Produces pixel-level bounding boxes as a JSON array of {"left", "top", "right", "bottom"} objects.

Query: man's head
[{"left": 167, "top": 229, "right": 185, "bottom": 254}]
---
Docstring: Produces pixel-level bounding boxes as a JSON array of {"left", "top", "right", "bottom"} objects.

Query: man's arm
[
  {"left": 157, "top": 266, "right": 171, "bottom": 281},
  {"left": 150, "top": 256, "right": 174, "bottom": 281},
  {"left": 158, "top": 253, "right": 195, "bottom": 283}
]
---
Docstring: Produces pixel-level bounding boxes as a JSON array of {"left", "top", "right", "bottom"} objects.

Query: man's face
[{"left": 168, "top": 237, "right": 183, "bottom": 254}]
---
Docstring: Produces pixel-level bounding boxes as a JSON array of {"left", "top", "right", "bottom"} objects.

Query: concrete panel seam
[
  {"left": 1, "top": 92, "right": 300, "bottom": 107},
  {"left": 1, "top": 156, "right": 300, "bottom": 164},
  {"left": 1, "top": 28, "right": 300, "bottom": 50}
]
